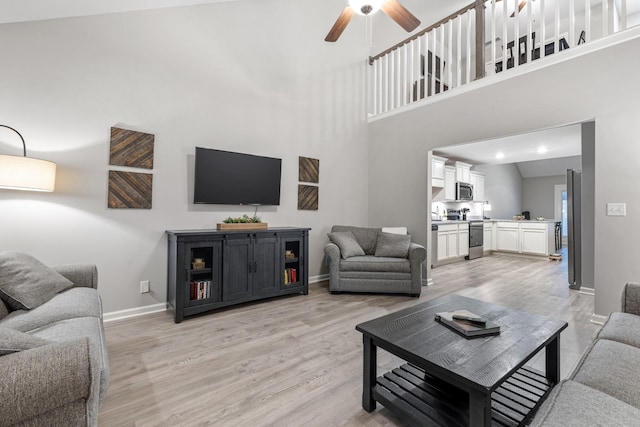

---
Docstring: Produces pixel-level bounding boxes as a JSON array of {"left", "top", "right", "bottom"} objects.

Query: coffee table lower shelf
[{"left": 373, "top": 363, "right": 553, "bottom": 427}]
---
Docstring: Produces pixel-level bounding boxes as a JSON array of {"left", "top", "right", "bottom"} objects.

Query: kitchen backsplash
[{"left": 432, "top": 201, "right": 486, "bottom": 220}]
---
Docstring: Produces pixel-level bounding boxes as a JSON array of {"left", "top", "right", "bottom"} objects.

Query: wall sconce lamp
[{"left": 0, "top": 125, "right": 56, "bottom": 192}]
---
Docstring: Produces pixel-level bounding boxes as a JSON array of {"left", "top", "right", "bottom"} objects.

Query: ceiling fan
[{"left": 325, "top": 0, "right": 421, "bottom": 43}]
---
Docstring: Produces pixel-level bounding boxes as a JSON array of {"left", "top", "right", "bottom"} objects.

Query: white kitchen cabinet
[
  {"left": 520, "top": 229, "right": 547, "bottom": 255},
  {"left": 437, "top": 223, "right": 461, "bottom": 262},
  {"left": 496, "top": 223, "right": 519, "bottom": 252},
  {"left": 483, "top": 222, "right": 494, "bottom": 251},
  {"left": 469, "top": 171, "right": 485, "bottom": 201},
  {"left": 437, "top": 233, "right": 448, "bottom": 261},
  {"left": 458, "top": 225, "right": 469, "bottom": 257},
  {"left": 446, "top": 233, "right": 458, "bottom": 258},
  {"left": 444, "top": 166, "right": 456, "bottom": 201},
  {"left": 432, "top": 155, "right": 446, "bottom": 188},
  {"left": 493, "top": 221, "right": 555, "bottom": 256},
  {"left": 455, "top": 161, "right": 472, "bottom": 183}
]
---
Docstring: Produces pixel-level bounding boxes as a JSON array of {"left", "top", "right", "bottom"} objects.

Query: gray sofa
[
  {"left": 0, "top": 262, "right": 109, "bottom": 427},
  {"left": 530, "top": 282, "right": 640, "bottom": 426},
  {"left": 324, "top": 225, "right": 427, "bottom": 296}
]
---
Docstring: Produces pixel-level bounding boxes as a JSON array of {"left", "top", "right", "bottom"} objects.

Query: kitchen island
[{"left": 484, "top": 219, "right": 559, "bottom": 257}]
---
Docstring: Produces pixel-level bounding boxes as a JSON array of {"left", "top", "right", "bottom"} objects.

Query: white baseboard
[
  {"left": 590, "top": 314, "right": 608, "bottom": 325},
  {"left": 310, "top": 274, "right": 329, "bottom": 283},
  {"left": 423, "top": 278, "right": 433, "bottom": 286},
  {"left": 104, "top": 303, "right": 166, "bottom": 323},
  {"left": 105, "top": 277, "right": 328, "bottom": 322},
  {"left": 579, "top": 287, "right": 595, "bottom": 296}
]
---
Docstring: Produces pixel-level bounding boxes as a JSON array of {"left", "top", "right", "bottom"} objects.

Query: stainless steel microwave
[{"left": 456, "top": 182, "right": 474, "bottom": 201}]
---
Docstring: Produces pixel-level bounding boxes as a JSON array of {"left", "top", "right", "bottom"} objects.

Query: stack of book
[
  {"left": 190, "top": 280, "right": 211, "bottom": 300},
  {"left": 284, "top": 268, "right": 297, "bottom": 285},
  {"left": 434, "top": 310, "right": 501, "bottom": 338}
]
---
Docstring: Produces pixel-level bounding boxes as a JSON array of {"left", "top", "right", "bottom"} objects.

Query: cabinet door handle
[
  {"left": 253, "top": 261, "right": 258, "bottom": 272},
  {"left": 248, "top": 261, "right": 252, "bottom": 273}
]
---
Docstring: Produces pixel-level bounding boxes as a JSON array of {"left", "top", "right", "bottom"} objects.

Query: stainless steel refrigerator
[{"left": 567, "top": 169, "right": 581, "bottom": 290}]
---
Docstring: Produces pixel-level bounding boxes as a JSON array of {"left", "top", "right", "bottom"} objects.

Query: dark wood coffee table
[{"left": 355, "top": 294, "right": 568, "bottom": 427}]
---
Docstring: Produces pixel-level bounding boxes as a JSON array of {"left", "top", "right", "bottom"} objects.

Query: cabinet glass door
[{"left": 185, "top": 241, "right": 222, "bottom": 307}]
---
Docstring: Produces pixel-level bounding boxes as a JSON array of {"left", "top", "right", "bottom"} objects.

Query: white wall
[
  {"left": 0, "top": 0, "right": 370, "bottom": 313},
  {"left": 368, "top": 27, "right": 640, "bottom": 316}
]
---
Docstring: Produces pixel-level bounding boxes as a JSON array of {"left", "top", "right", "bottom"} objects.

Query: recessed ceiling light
[
  {"left": 537, "top": 146, "right": 548, "bottom": 154},
  {"left": 496, "top": 152, "right": 505, "bottom": 159}
]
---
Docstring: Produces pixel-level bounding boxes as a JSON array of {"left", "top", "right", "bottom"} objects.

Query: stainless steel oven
[{"left": 465, "top": 221, "right": 484, "bottom": 260}]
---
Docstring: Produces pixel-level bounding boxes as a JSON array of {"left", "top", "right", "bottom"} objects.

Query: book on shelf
[
  {"left": 434, "top": 310, "right": 500, "bottom": 337},
  {"left": 190, "top": 280, "right": 211, "bottom": 300},
  {"left": 283, "top": 268, "right": 297, "bottom": 285}
]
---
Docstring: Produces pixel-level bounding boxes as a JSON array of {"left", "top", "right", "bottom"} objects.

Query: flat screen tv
[{"left": 194, "top": 147, "right": 282, "bottom": 205}]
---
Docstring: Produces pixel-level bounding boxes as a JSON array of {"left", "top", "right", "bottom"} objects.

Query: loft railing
[{"left": 369, "top": 0, "right": 636, "bottom": 116}]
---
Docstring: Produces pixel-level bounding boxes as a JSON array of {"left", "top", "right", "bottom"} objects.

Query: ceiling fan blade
[
  {"left": 510, "top": 0, "right": 527, "bottom": 18},
  {"left": 380, "top": 0, "right": 421, "bottom": 33},
  {"left": 325, "top": 6, "right": 355, "bottom": 42}
]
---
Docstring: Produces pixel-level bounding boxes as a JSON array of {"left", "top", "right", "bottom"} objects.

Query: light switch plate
[{"left": 607, "top": 203, "right": 626, "bottom": 216}]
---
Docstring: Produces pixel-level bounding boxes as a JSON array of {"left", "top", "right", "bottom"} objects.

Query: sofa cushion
[
  {"left": 529, "top": 380, "right": 640, "bottom": 427},
  {"left": 0, "top": 326, "right": 51, "bottom": 356},
  {"left": 598, "top": 312, "right": 640, "bottom": 348},
  {"left": 331, "top": 226, "right": 379, "bottom": 255},
  {"left": 340, "top": 256, "right": 411, "bottom": 273},
  {"left": 0, "top": 251, "right": 73, "bottom": 310},
  {"left": 374, "top": 232, "right": 410, "bottom": 258},
  {"left": 328, "top": 232, "right": 365, "bottom": 259},
  {"left": 571, "top": 339, "right": 640, "bottom": 408},
  {"left": 0, "top": 287, "right": 102, "bottom": 333}
]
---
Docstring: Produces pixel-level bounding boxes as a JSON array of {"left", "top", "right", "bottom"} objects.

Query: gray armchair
[{"left": 324, "top": 225, "right": 426, "bottom": 296}]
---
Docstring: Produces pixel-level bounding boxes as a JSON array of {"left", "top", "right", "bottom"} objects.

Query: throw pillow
[
  {"left": 375, "top": 232, "right": 411, "bottom": 258},
  {"left": 0, "top": 251, "right": 74, "bottom": 310},
  {"left": 327, "top": 231, "right": 365, "bottom": 259},
  {"left": 0, "top": 327, "right": 51, "bottom": 356}
]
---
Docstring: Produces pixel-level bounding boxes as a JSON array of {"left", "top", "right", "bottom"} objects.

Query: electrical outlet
[{"left": 140, "top": 280, "right": 150, "bottom": 294}]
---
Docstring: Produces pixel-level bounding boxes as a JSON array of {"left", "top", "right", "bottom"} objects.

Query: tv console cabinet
[{"left": 166, "top": 227, "right": 310, "bottom": 323}]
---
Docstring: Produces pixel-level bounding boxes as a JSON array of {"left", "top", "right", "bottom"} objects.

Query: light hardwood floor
[{"left": 99, "top": 250, "right": 601, "bottom": 426}]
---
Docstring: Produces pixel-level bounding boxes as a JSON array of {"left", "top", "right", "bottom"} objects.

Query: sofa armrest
[
  {"left": 408, "top": 243, "right": 427, "bottom": 293},
  {"left": 324, "top": 243, "right": 341, "bottom": 292},
  {"left": 52, "top": 264, "right": 98, "bottom": 289},
  {"left": 621, "top": 282, "right": 640, "bottom": 315},
  {"left": 408, "top": 243, "right": 427, "bottom": 263},
  {"left": 0, "top": 339, "right": 92, "bottom": 426}
]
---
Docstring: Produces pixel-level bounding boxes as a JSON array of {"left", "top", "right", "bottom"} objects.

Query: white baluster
[
  {"left": 424, "top": 32, "right": 429, "bottom": 97},
  {"left": 569, "top": 0, "right": 575, "bottom": 47},
  {"left": 439, "top": 25, "right": 445, "bottom": 93},
  {"left": 602, "top": 0, "right": 609, "bottom": 38},
  {"left": 540, "top": 0, "right": 546, "bottom": 59},
  {"left": 527, "top": 0, "right": 532, "bottom": 64},
  {"left": 491, "top": 0, "right": 496, "bottom": 75},
  {"left": 555, "top": 0, "right": 560, "bottom": 55},
  {"left": 621, "top": 0, "right": 627, "bottom": 31},
  {"left": 502, "top": 0, "right": 508, "bottom": 71},
  {"left": 432, "top": 29, "right": 437, "bottom": 96},
  {"left": 585, "top": 0, "right": 591, "bottom": 43},
  {"left": 514, "top": 0, "right": 520, "bottom": 69},
  {"left": 467, "top": 10, "right": 472, "bottom": 83},
  {"left": 457, "top": 15, "right": 462, "bottom": 87},
  {"left": 448, "top": 20, "right": 453, "bottom": 90}
]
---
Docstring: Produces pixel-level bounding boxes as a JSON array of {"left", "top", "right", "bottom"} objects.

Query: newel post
[{"left": 474, "top": 0, "right": 485, "bottom": 80}]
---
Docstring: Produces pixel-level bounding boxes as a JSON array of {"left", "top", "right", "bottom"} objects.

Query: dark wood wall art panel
[
  {"left": 109, "top": 127, "right": 155, "bottom": 169},
  {"left": 108, "top": 171, "right": 153, "bottom": 209},
  {"left": 299, "top": 157, "right": 319, "bottom": 183},
  {"left": 298, "top": 185, "right": 318, "bottom": 211}
]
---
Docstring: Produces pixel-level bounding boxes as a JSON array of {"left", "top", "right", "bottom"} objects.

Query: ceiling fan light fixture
[{"left": 350, "top": 0, "right": 384, "bottom": 16}]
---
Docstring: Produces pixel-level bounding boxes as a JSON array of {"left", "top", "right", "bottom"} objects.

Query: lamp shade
[
  {"left": 350, "top": 0, "right": 384, "bottom": 15},
  {"left": 0, "top": 154, "right": 56, "bottom": 192}
]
